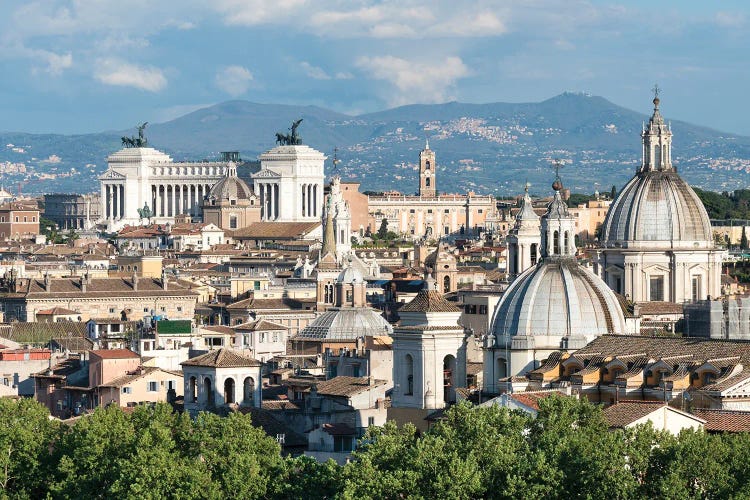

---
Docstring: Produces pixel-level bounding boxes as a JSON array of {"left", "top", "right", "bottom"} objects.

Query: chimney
[
  {"left": 132, "top": 272, "right": 138, "bottom": 292},
  {"left": 161, "top": 270, "right": 168, "bottom": 291},
  {"left": 43, "top": 272, "right": 50, "bottom": 291},
  {"left": 80, "top": 276, "right": 87, "bottom": 293}
]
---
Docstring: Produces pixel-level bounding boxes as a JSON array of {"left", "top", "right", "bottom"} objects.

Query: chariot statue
[
  {"left": 275, "top": 119, "right": 303, "bottom": 145},
  {"left": 121, "top": 122, "right": 149, "bottom": 148}
]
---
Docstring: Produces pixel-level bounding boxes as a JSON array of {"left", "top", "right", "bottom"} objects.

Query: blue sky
[{"left": 1, "top": 0, "right": 749, "bottom": 135}]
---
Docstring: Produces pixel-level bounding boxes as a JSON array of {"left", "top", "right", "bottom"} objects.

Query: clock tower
[{"left": 419, "top": 140, "right": 436, "bottom": 197}]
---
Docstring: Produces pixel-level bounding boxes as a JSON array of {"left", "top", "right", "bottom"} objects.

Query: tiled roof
[
  {"left": 226, "top": 297, "right": 311, "bottom": 311},
  {"left": 238, "top": 407, "right": 307, "bottom": 447},
  {"left": 637, "top": 301, "right": 684, "bottom": 315},
  {"left": 575, "top": 335, "right": 750, "bottom": 364},
  {"left": 230, "top": 221, "right": 320, "bottom": 240},
  {"left": 0, "top": 322, "right": 87, "bottom": 345},
  {"left": 603, "top": 401, "right": 669, "bottom": 428},
  {"left": 51, "top": 336, "right": 94, "bottom": 352},
  {"left": 234, "top": 319, "right": 287, "bottom": 331},
  {"left": 100, "top": 366, "right": 182, "bottom": 388},
  {"left": 90, "top": 349, "right": 139, "bottom": 359},
  {"left": 13, "top": 277, "right": 198, "bottom": 298},
  {"left": 399, "top": 290, "right": 461, "bottom": 313},
  {"left": 508, "top": 391, "right": 565, "bottom": 411},
  {"left": 181, "top": 348, "right": 261, "bottom": 368},
  {"left": 321, "top": 423, "right": 356, "bottom": 436},
  {"left": 37, "top": 306, "right": 80, "bottom": 315},
  {"left": 200, "top": 325, "right": 235, "bottom": 335},
  {"left": 693, "top": 409, "right": 750, "bottom": 432},
  {"left": 314, "top": 376, "right": 387, "bottom": 397}
]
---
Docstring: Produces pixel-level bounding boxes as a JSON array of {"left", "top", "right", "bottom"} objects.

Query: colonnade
[
  {"left": 103, "top": 184, "right": 124, "bottom": 220},
  {"left": 150, "top": 183, "right": 212, "bottom": 218},
  {"left": 258, "top": 183, "right": 280, "bottom": 221},
  {"left": 301, "top": 183, "right": 318, "bottom": 218}
]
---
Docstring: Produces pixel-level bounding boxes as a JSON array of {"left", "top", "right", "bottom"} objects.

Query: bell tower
[{"left": 419, "top": 140, "right": 436, "bottom": 197}]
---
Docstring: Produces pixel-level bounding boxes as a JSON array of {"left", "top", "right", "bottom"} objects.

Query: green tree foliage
[
  {"left": 377, "top": 218, "right": 389, "bottom": 239},
  {"left": 8, "top": 396, "right": 750, "bottom": 498},
  {"left": 742, "top": 226, "right": 748, "bottom": 250},
  {"left": 0, "top": 397, "right": 59, "bottom": 498},
  {"left": 693, "top": 187, "right": 750, "bottom": 220},
  {"left": 610, "top": 185, "right": 617, "bottom": 199}
]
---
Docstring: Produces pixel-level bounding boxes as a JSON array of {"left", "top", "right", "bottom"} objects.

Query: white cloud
[
  {"left": 356, "top": 55, "right": 469, "bottom": 106},
  {"left": 300, "top": 61, "right": 353, "bottom": 80},
  {"left": 214, "top": 0, "right": 307, "bottom": 25},
  {"left": 33, "top": 49, "right": 73, "bottom": 75},
  {"left": 94, "top": 59, "right": 167, "bottom": 92},
  {"left": 214, "top": 65, "right": 254, "bottom": 96},
  {"left": 715, "top": 11, "right": 745, "bottom": 28}
]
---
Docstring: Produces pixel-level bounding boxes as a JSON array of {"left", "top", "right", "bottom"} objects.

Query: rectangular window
[
  {"left": 649, "top": 276, "right": 665, "bottom": 302},
  {"left": 692, "top": 276, "right": 701, "bottom": 302},
  {"left": 167, "top": 380, "right": 176, "bottom": 391},
  {"left": 272, "top": 332, "right": 280, "bottom": 342},
  {"left": 143, "top": 307, "right": 149, "bottom": 313},
  {"left": 478, "top": 209, "right": 483, "bottom": 214},
  {"left": 368, "top": 416, "right": 375, "bottom": 427},
  {"left": 177, "top": 306, "right": 183, "bottom": 312},
  {"left": 444, "top": 209, "right": 449, "bottom": 214},
  {"left": 427, "top": 209, "right": 433, "bottom": 214},
  {"left": 409, "top": 209, "right": 415, "bottom": 214},
  {"left": 479, "top": 305, "right": 488, "bottom": 315},
  {"left": 122, "top": 387, "right": 132, "bottom": 394},
  {"left": 109, "top": 307, "right": 115, "bottom": 314},
  {"left": 259, "top": 332, "right": 266, "bottom": 343},
  {"left": 23, "top": 216, "right": 27, "bottom": 222},
  {"left": 147, "top": 381, "right": 158, "bottom": 392}
]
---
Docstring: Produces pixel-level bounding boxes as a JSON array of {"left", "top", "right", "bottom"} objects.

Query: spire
[
  {"left": 321, "top": 196, "right": 336, "bottom": 258},
  {"left": 425, "top": 138, "right": 430, "bottom": 150},
  {"left": 541, "top": 170, "right": 576, "bottom": 259},
  {"left": 515, "top": 182, "right": 539, "bottom": 225}
]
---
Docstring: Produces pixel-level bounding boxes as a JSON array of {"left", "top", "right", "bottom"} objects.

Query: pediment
[
  {"left": 252, "top": 168, "right": 281, "bottom": 179},
  {"left": 98, "top": 169, "right": 127, "bottom": 180}
]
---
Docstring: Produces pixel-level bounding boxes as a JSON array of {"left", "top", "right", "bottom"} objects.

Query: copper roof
[{"left": 181, "top": 348, "right": 261, "bottom": 368}]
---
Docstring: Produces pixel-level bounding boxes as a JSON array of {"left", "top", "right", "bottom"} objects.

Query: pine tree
[{"left": 741, "top": 226, "right": 748, "bottom": 250}]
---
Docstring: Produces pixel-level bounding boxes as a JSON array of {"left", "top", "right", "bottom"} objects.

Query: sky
[{"left": 1, "top": 0, "right": 750, "bottom": 135}]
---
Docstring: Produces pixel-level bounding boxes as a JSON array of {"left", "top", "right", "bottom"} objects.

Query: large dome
[
  {"left": 601, "top": 171, "right": 712, "bottom": 249},
  {"left": 296, "top": 308, "right": 393, "bottom": 340},
  {"left": 492, "top": 258, "right": 627, "bottom": 343},
  {"left": 208, "top": 163, "right": 253, "bottom": 200}
]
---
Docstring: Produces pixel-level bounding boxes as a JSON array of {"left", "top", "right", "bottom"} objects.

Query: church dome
[
  {"left": 296, "top": 308, "right": 393, "bottom": 340},
  {"left": 601, "top": 171, "right": 712, "bottom": 248},
  {"left": 208, "top": 162, "right": 252, "bottom": 200},
  {"left": 492, "top": 259, "right": 627, "bottom": 342}
]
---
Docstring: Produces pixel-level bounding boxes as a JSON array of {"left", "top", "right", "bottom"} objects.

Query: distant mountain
[{"left": 3, "top": 92, "right": 750, "bottom": 196}]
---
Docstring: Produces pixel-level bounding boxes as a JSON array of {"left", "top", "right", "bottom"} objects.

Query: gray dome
[
  {"left": 492, "top": 258, "right": 627, "bottom": 341},
  {"left": 602, "top": 171, "right": 712, "bottom": 248},
  {"left": 209, "top": 163, "right": 253, "bottom": 200},
  {"left": 296, "top": 308, "right": 393, "bottom": 340}
]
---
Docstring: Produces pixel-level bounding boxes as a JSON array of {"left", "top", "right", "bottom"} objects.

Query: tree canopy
[{"left": 3, "top": 397, "right": 750, "bottom": 499}]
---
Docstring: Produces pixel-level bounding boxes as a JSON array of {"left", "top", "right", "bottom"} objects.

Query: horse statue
[
  {"left": 275, "top": 119, "right": 304, "bottom": 146},
  {"left": 121, "top": 122, "right": 149, "bottom": 148}
]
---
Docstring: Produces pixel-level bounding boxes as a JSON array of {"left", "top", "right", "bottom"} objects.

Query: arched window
[
  {"left": 497, "top": 358, "right": 507, "bottom": 379},
  {"left": 564, "top": 231, "right": 570, "bottom": 255},
  {"left": 425, "top": 160, "right": 430, "bottom": 169},
  {"left": 425, "top": 177, "right": 431, "bottom": 187},
  {"left": 443, "top": 275, "right": 451, "bottom": 293},
  {"left": 405, "top": 354, "right": 414, "bottom": 395},
  {"left": 243, "top": 377, "right": 255, "bottom": 405},
  {"left": 224, "top": 378, "right": 235, "bottom": 404},
  {"left": 654, "top": 145, "right": 661, "bottom": 168},
  {"left": 530, "top": 243, "right": 538, "bottom": 266},
  {"left": 443, "top": 355, "right": 456, "bottom": 403},
  {"left": 189, "top": 376, "right": 197, "bottom": 403},
  {"left": 203, "top": 377, "right": 213, "bottom": 406},
  {"left": 553, "top": 230, "right": 560, "bottom": 255}
]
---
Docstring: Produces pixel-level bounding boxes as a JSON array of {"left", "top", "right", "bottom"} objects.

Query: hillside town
[{"left": 3, "top": 94, "right": 750, "bottom": 473}]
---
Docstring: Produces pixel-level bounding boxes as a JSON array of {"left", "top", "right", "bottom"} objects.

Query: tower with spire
[
  {"left": 507, "top": 182, "right": 541, "bottom": 276},
  {"left": 541, "top": 173, "right": 577, "bottom": 259},
  {"left": 419, "top": 139, "right": 436, "bottom": 197}
]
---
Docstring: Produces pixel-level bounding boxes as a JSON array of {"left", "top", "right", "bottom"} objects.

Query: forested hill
[{"left": 3, "top": 92, "right": 750, "bottom": 196}]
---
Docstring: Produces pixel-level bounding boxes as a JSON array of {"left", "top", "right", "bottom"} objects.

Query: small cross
[
  {"left": 332, "top": 147, "right": 340, "bottom": 171},
  {"left": 652, "top": 83, "right": 661, "bottom": 99},
  {"left": 524, "top": 180, "right": 531, "bottom": 193},
  {"left": 552, "top": 158, "right": 564, "bottom": 180}
]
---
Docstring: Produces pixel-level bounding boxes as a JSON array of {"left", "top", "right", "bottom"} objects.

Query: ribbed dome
[
  {"left": 296, "top": 308, "right": 393, "bottom": 340},
  {"left": 208, "top": 163, "right": 252, "bottom": 200},
  {"left": 602, "top": 171, "right": 712, "bottom": 248},
  {"left": 492, "top": 258, "right": 627, "bottom": 341}
]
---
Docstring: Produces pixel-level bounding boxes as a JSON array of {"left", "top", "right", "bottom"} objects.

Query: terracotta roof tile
[
  {"left": 637, "top": 301, "right": 684, "bottom": 315},
  {"left": 399, "top": 290, "right": 461, "bottom": 313},
  {"left": 181, "top": 348, "right": 261, "bottom": 368},
  {"left": 693, "top": 409, "right": 750, "bottom": 432},
  {"left": 314, "top": 376, "right": 387, "bottom": 397},
  {"left": 90, "top": 349, "right": 139, "bottom": 359},
  {"left": 603, "top": 401, "right": 669, "bottom": 428},
  {"left": 231, "top": 221, "right": 320, "bottom": 240}
]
